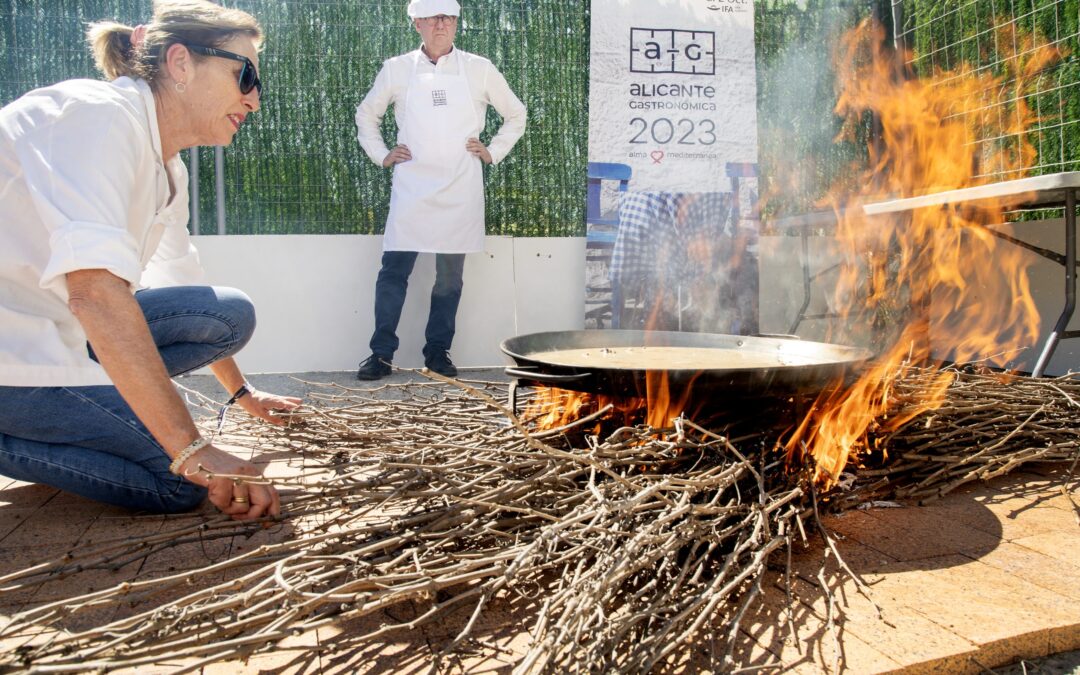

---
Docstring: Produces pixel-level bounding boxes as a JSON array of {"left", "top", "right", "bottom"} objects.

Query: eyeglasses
[
  {"left": 420, "top": 14, "right": 457, "bottom": 26},
  {"left": 185, "top": 44, "right": 262, "bottom": 97}
]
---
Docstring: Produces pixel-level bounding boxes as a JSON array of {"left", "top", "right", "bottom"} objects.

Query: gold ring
[{"left": 232, "top": 497, "right": 249, "bottom": 504}]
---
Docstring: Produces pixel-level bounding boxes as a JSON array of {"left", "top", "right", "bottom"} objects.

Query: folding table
[{"left": 863, "top": 172, "right": 1080, "bottom": 376}]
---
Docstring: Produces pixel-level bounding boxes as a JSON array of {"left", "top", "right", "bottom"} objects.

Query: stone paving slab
[
  {"left": 0, "top": 369, "right": 1077, "bottom": 673},
  {"left": 740, "top": 581, "right": 907, "bottom": 673}
]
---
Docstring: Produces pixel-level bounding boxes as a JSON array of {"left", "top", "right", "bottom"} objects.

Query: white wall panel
[
  {"left": 193, "top": 235, "right": 583, "bottom": 372},
  {"left": 194, "top": 228, "right": 1079, "bottom": 375}
]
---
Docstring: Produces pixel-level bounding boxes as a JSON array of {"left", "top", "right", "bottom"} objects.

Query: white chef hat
[{"left": 407, "top": 0, "right": 461, "bottom": 18}]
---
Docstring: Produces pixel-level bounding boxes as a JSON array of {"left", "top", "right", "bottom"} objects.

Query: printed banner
[{"left": 585, "top": 0, "right": 760, "bottom": 334}]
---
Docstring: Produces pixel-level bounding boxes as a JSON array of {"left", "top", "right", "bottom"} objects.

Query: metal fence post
[
  {"left": 215, "top": 145, "right": 226, "bottom": 235},
  {"left": 891, "top": 0, "right": 904, "bottom": 52},
  {"left": 189, "top": 147, "right": 200, "bottom": 235}
]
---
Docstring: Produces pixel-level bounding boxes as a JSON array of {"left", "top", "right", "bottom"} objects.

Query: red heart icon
[{"left": 650, "top": 150, "right": 665, "bottom": 164}]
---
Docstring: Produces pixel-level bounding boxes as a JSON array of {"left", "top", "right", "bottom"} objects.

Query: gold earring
[{"left": 175, "top": 81, "right": 186, "bottom": 93}]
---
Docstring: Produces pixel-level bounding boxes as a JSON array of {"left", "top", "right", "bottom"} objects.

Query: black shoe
[
  {"left": 356, "top": 354, "right": 392, "bottom": 380},
  {"left": 424, "top": 350, "right": 458, "bottom": 378}
]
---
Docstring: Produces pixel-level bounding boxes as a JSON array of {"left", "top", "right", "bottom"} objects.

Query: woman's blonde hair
[{"left": 87, "top": 0, "right": 262, "bottom": 88}]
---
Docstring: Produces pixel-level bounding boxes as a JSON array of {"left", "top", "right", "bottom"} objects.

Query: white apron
[{"left": 384, "top": 52, "right": 485, "bottom": 253}]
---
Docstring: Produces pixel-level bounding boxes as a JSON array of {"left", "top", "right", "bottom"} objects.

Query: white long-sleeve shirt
[
  {"left": 0, "top": 77, "right": 203, "bottom": 387},
  {"left": 355, "top": 46, "right": 527, "bottom": 166}
]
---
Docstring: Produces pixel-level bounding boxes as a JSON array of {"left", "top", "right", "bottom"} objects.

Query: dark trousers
[{"left": 369, "top": 251, "right": 466, "bottom": 360}]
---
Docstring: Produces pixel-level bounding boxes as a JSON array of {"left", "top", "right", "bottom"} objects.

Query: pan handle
[{"left": 504, "top": 367, "right": 592, "bottom": 384}]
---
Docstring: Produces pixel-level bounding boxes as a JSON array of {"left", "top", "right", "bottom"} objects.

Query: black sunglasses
[{"left": 185, "top": 44, "right": 262, "bottom": 97}]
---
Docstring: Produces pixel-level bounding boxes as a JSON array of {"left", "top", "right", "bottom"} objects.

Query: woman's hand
[
  {"left": 382, "top": 144, "right": 412, "bottom": 167},
  {"left": 466, "top": 138, "right": 492, "bottom": 164},
  {"left": 178, "top": 444, "right": 280, "bottom": 521},
  {"left": 236, "top": 388, "right": 302, "bottom": 426}
]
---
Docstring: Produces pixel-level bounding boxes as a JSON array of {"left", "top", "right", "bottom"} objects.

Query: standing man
[{"left": 354, "top": 0, "right": 527, "bottom": 380}]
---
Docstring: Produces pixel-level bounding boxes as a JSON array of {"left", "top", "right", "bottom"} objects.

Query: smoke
[
  {"left": 754, "top": 2, "right": 882, "bottom": 347},
  {"left": 756, "top": 3, "right": 870, "bottom": 218}
]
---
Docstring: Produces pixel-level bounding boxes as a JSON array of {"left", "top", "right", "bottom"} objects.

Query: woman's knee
[
  {"left": 138, "top": 285, "right": 256, "bottom": 357},
  {"left": 212, "top": 287, "right": 257, "bottom": 349}
]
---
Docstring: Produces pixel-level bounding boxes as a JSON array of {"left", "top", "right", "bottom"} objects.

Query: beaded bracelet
[{"left": 168, "top": 436, "right": 211, "bottom": 475}]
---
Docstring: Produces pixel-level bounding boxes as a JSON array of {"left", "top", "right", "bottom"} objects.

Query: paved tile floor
[{"left": 0, "top": 369, "right": 1077, "bottom": 673}]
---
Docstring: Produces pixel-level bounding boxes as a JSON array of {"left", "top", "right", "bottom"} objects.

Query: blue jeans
[
  {"left": 0, "top": 286, "right": 256, "bottom": 513},
  {"left": 369, "top": 251, "right": 465, "bottom": 360}
]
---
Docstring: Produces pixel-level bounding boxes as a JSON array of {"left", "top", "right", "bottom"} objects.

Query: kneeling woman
[{"left": 0, "top": 0, "right": 300, "bottom": 520}]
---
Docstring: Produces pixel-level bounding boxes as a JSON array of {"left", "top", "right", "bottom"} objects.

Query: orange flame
[
  {"left": 785, "top": 20, "right": 1060, "bottom": 485},
  {"left": 525, "top": 372, "right": 696, "bottom": 434}
]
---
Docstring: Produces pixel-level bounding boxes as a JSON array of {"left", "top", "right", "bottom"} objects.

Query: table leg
[
  {"left": 611, "top": 285, "right": 623, "bottom": 329},
  {"left": 509, "top": 380, "right": 520, "bottom": 415},
  {"left": 789, "top": 222, "right": 813, "bottom": 334},
  {"left": 1032, "top": 190, "right": 1076, "bottom": 377}
]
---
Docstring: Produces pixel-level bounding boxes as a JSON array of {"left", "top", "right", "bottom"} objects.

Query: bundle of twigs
[
  {"left": 837, "top": 367, "right": 1080, "bottom": 511},
  {"left": 0, "top": 367, "right": 1076, "bottom": 673},
  {"left": 0, "top": 379, "right": 804, "bottom": 673}
]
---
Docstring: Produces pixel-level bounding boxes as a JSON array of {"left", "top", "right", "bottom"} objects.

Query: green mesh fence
[
  {"left": 755, "top": 0, "right": 884, "bottom": 221},
  {"left": 15, "top": 1, "right": 1072, "bottom": 234},
  {"left": 898, "top": 0, "right": 1080, "bottom": 181},
  {"left": 0, "top": 0, "right": 589, "bottom": 236},
  {"left": 219, "top": 0, "right": 591, "bottom": 235}
]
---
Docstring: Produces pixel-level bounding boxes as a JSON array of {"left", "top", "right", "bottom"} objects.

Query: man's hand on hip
[
  {"left": 466, "top": 138, "right": 492, "bottom": 164},
  {"left": 382, "top": 144, "right": 412, "bottom": 167}
]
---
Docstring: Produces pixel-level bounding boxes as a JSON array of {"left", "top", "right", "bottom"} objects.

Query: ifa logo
[
  {"left": 705, "top": 0, "right": 750, "bottom": 12},
  {"left": 629, "top": 28, "right": 715, "bottom": 75}
]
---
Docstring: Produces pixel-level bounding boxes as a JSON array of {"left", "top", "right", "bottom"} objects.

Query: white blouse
[
  {"left": 0, "top": 77, "right": 204, "bottom": 387},
  {"left": 355, "top": 46, "right": 527, "bottom": 167}
]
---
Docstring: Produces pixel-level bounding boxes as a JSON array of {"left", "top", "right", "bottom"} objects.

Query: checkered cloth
[
  {"left": 609, "top": 190, "right": 759, "bottom": 333},
  {"left": 611, "top": 191, "right": 737, "bottom": 287}
]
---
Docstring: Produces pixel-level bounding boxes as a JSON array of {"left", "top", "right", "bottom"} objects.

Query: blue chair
[
  {"left": 587, "top": 162, "right": 632, "bottom": 231},
  {"left": 585, "top": 162, "right": 632, "bottom": 327}
]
